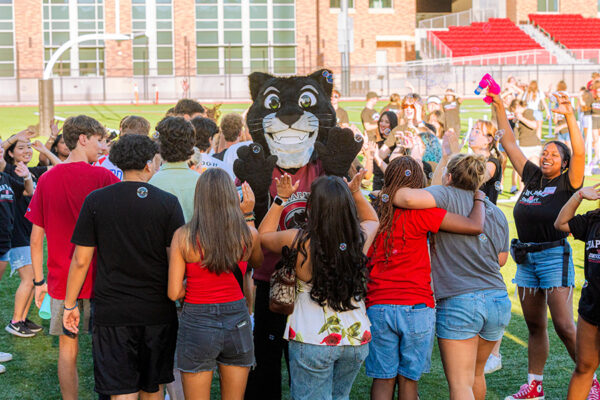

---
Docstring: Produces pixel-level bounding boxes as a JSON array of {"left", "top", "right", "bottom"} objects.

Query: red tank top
[{"left": 184, "top": 261, "right": 247, "bottom": 304}]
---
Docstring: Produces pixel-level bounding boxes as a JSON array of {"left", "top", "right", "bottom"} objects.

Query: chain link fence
[{"left": 2, "top": 63, "right": 599, "bottom": 104}]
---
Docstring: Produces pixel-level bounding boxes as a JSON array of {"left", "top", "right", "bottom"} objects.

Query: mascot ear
[
  {"left": 249, "top": 72, "right": 275, "bottom": 101},
  {"left": 309, "top": 69, "right": 334, "bottom": 98}
]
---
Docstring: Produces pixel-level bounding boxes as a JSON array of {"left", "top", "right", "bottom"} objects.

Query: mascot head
[{"left": 246, "top": 69, "right": 336, "bottom": 169}]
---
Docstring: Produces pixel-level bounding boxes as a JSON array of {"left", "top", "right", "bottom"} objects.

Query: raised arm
[
  {"left": 240, "top": 182, "right": 263, "bottom": 269},
  {"left": 491, "top": 92, "right": 528, "bottom": 177},
  {"left": 553, "top": 93, "right": 585, "bottom": 189},
  {"left": 554, "top": 184, "right": 600, "bottom": 232},
  {"left": 33, "top": 140, "right": 61, "bottom": 166},
  {"left": 345, "top": 170, "right": 379, "bottom": 253},
  {"left": 432, "top": 129, "right": 460, "bottom": 186},
  {"left": 258, "top": 174, "right": 300, "bottom": 254},
  {"left": 438, "top": 190, "right": 486, "bottom": 235},
  {"left": 39, "top": 120, "right": 62, "bottom": 165}
]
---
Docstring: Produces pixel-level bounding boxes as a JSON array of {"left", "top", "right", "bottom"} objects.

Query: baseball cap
[{"left": 427, "top": 96, "right": 441, "bottom": 105}]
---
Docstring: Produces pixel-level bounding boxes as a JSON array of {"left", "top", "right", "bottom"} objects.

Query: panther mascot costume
[{"left": 234, "top": 69, "right": 363, "bottom": 400}]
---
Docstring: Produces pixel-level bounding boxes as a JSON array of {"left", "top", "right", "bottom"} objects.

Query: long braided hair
[{"left": 374, "top": 156, "right": 428, "bottom": 264}]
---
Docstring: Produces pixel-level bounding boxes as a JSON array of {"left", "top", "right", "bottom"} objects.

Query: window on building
[
  {"left": 132, "top": 0, "right": 174, "bottom": 76},
  {"left": 196, "top": 0, "right": 296, "bottom": 75},
  {"left": 43, "top": 0, "right": 105, "bottom": 77},
  {"left": 0, "top": 0, "right": 14, "bottom": 77},
  {"left": 330, "top": 0, "right": 354, "bottom": 8},
  {"left": 537, "top": 0, "right": 559, "bottom": 12},
  {"left": 369, "top": 0, "right": 392, "bottom": 8}
]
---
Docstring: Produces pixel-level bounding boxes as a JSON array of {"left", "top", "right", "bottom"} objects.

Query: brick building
[{"left": 0, "top": 0, "right": 598, "bottom": 101}]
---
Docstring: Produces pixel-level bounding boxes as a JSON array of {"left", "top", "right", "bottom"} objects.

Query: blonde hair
[
  {"left": 182, "top": 168, "right": 253, "bottom": 273},
  {"left": 557, "top": 80, "right": 567, "bottom": 92},
  {"left": 446, "top": 153, "right": 487, "bottom": 192},
  {"left": 119, "top": 115, "right": 151, "bottom": 136},
  {"left": 525, "top": 80, "right": 539, "bottom": 102}
]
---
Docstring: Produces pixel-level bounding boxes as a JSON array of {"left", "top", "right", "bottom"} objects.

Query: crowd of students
[{"left": 0, "top": 75, "right": 598, "bottom": 400}]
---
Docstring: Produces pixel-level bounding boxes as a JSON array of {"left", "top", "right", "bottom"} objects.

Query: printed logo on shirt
[
  {"left": 372, "top": 112, "right": 380, "bottom": 121},
  {"left": 279, "top": 191, "right": 309, "bottom": 231},
  {"left": 0, "top": 184, "right": 14, "bottom": 202},
  {"left": 518, "top": 187, "right": 557, "bottom": 206}
]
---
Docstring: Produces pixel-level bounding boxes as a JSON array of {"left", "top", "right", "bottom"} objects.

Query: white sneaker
[
  {"left": 0, "top": 352, "right": 12, "bottom": 363},
  {"left": 484, "top": 353, "right": 502, "bottom": 374},
  {"left": 0, "top": 364, "right": 5, "bottom": 374}
]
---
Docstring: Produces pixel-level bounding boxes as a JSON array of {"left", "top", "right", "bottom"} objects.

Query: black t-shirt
[
  {"left": 513, "top": 161, "right": 581, "bottom": 243},
  {"left": 0, "top": 172, "right": 24, "bottom": 256},
  {"left": 4, "top": 164, "right": 47, "bottom": 247},
  {"left": 71, "top": 181, "right": 185, "bottom": 326},
  {"left": 568, "top": 210, "right": 600, "bottom": 326},
  {"left": 480, "top": 157, "right": 502, "bottom": 205}
]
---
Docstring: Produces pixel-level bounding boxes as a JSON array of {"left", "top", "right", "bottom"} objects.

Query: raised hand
[
  {"left": 274, "top": 173, "right": 300, "bottom": 199},
  {"left": 552, "top": 93, "right": 574, "bottom": 117},
  {"left": 15, "top": 128, "right": 36, "bottom": 142},
  {"left": 343, "top": 169, "right": 366, "bottom": 194},
  {"left": 239, "top": 182, "right": 255, "bottom": 214},
  {"left": 442, "top": 129, "right": 460, "bottom": 157},
  {"left": 578, "top": 184, "right": 600, "bottom": 201},
  {"left": 50, "top": 119, "right": 62, "bottom": 138},
  {"left": 14, "top": 162, "right": 31, "bottom": 178},
  {"left": 315, "top": 127, "right": 363, "bottom": 177}
]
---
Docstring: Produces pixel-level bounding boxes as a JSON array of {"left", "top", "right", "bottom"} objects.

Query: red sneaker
[
  {"left": 505, "top": 380, "right": 544, "bottom": 400},
  {"left": 588, "top": 378, "right": 600, "bottom": 400}
]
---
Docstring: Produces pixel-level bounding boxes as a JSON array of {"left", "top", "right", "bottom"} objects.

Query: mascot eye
[
  {"left": 264, "top": 94, "right": 281, "bottom": 110},
  {"left": 298, "top": 92, "right": 317, "bottom": 109}
]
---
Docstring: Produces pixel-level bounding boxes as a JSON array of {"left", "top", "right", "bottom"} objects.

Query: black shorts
[{"left": 92, "top": 322, "right": 178, "bottom": 395}]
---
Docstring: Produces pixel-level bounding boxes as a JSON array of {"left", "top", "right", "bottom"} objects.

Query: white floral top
[{"left": 283, "top": 279, "right": 371, "bottom": 346}]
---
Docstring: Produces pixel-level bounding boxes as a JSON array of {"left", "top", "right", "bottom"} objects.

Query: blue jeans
[
  {"left": 366, "top": 304, "right": 435, "bottom": 381},
  {"left": 288, "top": 340, "right": 368, "bottom": 400},
  {"left": 512, "top": 240, "right": 575, "bottom": 289},
  {"left": 436, "top": 289, "right": 512, "bottom": 341}
]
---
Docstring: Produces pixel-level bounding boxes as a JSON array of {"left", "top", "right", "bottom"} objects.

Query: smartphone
[
  {"left": 62, "top": 324, "right": 77, "bottom": 339},
  {"left": 237, "top": 186, "right": 244, "bottom": 202}
]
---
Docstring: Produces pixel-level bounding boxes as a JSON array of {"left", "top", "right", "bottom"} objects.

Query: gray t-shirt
[{"left": 425, "top": 185, "right": 509, "bottom": 300}]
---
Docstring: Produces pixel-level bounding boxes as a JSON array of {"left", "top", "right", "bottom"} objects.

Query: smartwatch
[{"left": 273, "top": 196, "right": 286, "bottom": 206}]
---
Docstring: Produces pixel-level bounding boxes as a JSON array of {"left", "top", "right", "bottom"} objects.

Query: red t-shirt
[
  {"left": 253, "top": 161, "right": 324, "bottom": 282},
  {"left": 25, "top": 162, "right": 120, "bottom": 300},
  {"left": 185, "top": 261, "right": 247, "bottom": 304},
  {"left": 366, "top": 207, "right": 447, "bottom": 308}
]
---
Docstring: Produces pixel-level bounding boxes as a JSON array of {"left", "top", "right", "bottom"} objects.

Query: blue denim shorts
[
  {"left": 512, "top": 241, "right": 575, "bottom": 289},
  {"left": 366, "top": 304, "right": 435, "bottom": 381},
  {"left": 8, "top": 246, "right": 32, "bottom": 275},
  {"left": 289, "top": 341, "right": 368, "bottom": 400},
  {"left": 436, "top": 289, "right": 511, "bottom": 341},
  {"left": 175, "top": 299, "right": 254, "bottom": 372}
]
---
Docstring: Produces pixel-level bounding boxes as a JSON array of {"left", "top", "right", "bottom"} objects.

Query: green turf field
[{"left": 0, "top": 101, "right": 598, "bottom": 399}]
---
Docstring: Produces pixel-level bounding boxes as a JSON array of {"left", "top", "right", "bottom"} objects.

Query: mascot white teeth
[{"left": 234, "top": 69, "right": 364, "bottom": 400}]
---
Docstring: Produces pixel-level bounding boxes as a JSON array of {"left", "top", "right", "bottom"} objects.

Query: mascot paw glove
[
  {"left": 315, "top": 127, "right": 364, "bottom": 177},
  {"left": 233, "top": 143, "right": 278, "bottom": 197}
]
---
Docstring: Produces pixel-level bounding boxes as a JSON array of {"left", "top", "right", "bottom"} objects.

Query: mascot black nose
[{"left": 277, "top": 111, "right": 302, "bottom": 127}]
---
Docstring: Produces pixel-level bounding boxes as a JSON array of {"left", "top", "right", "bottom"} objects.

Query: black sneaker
[
  {"left": 23, "top": 319, "right": 42, "bottom": 333},
  {"left": 5, "top": 321, "right": 35, "bottom": 338}
]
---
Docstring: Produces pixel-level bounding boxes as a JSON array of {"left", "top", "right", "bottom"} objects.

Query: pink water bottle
[{"left": 474, "top": 73, "right": 501, "bottom": 104}]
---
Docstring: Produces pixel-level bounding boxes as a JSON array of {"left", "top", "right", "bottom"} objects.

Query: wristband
[
  {"left": 63, "top": 303, "right": 78, "bottom": 311},
  {"left": 474, "top": 198, "right": 485, "bottom": 203},
  {"left": 577, "top": 191, "right": 584, "bottom": 201},
  {"left": 245, "top": 216, "right": 256, "bottom": 222},
  {"left": 33, "top": 278, "right": 45, "bottom": 286},
  {"left": 243, "top": 211, "right": 254, "bottom": 217}
]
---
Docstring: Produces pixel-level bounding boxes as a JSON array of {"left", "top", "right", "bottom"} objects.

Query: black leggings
[{"left": 244, "top": 280, "right": 289, "bottom": 400}]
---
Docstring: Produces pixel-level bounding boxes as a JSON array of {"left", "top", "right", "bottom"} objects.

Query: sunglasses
[{"left": 402, "top": 104, "right": 416, "bottom": 110}]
